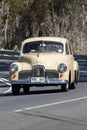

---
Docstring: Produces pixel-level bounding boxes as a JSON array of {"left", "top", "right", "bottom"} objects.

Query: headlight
[
  {"left": 58, "top": 63, "right": 67, "bottom": 73},
  {"left": 10, "top": 64, "right": 18, "bottom": 73}
]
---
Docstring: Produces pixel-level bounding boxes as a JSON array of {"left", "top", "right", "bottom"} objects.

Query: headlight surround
[
  {"left": 58, "top": 63, "right": 67, "bottom": 73},
  {"left": 10, "top": 64, "right": 18, "bottom": 73}
]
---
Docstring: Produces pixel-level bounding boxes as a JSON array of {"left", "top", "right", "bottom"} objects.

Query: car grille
[
  {"left": 46, "top": 70, "right": 58, "bottom": 78},
  {"left": 19, "top": 70, "right": 31, "bottom": 79},
  {"left": 19, "top": 66, "right": 58, "bottom": 79},
  {"left": 31, "top": 65, "right": 45, "bottom": 77}
]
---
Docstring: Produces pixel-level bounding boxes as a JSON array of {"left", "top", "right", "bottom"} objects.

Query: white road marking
[
  {"left": 14, "top": 96, "right": 87, "bottom": 112},
  {"left": 0, "top": 78, "right": 11, "bottom": 93},
  {"left": 0, "top": 78, "right": 10, "bottom": 82},
  {"left": 3, "top": 87, "right": 11, "bottom": 94},
  {"left": 0, "top": 78, "right": 10, "bottom": 85}
]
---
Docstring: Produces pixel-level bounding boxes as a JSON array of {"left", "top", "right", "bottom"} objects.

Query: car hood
[{"left": 19, "top": 53, "right": 67, "bottom": 70}]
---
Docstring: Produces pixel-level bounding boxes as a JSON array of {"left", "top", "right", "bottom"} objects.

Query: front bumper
[{"left": 11, "top": 78, "right": 68, "bottom": 86}]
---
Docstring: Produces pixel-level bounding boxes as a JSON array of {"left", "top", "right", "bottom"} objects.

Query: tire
[
  {"left": 23, "top": 86, "right": 30, "bottom": 94},
  {"left": 61, "top": 83, "right": 69, "bottom": 92},
  {"left": 12, "top": 84, "right": 20, "bottom": 95},
  {"left": 75, "top": 70, "right": 79, "bottom": 84},
  {"left": 70, "top": 82, "right": 76, "bottom": 89}
]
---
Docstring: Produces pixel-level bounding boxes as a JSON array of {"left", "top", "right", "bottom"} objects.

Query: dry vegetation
[{"left": 0, "top": 0, "right": 87, "bottom": 54}]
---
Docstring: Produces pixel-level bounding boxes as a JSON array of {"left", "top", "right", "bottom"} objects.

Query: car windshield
[{"left": 23, "top": 41, "right": 63, "bottom": 53}]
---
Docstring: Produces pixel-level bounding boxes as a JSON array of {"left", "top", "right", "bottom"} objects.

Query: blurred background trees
[{"left": 0, "top": 0, "right": 87, "bottom": 53}]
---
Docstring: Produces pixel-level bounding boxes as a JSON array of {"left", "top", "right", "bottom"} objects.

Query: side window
[
  {"left": 66, "top": 43, "right": 69, "bottom": 55},
  {"left": 69, "top": 43, "right": 73, "bottom": 55}
]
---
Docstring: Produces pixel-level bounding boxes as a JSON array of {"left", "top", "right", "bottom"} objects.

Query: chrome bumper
[{"left": 11, "top": 78, "right": 68, "bottom": 86}]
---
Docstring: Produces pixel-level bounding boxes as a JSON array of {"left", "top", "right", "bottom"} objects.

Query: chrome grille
[
  {"left": 19, "top": 70, "right": 31, "bottom": 79},
  {"left": 19, "top": 67, "right": 58, "bottom": 80},
  {"left": 31, "top": 65, "right": 45, "bottom": 77},
  {"left": 46, "top": 70, "right": 58, "bottom": 78}
]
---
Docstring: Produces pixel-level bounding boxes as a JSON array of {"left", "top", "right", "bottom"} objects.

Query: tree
[{"left": 0, "top": 0, "right": 34, "bottom": 48}]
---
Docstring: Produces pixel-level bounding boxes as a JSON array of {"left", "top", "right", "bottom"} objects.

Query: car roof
[{"left": 22, "top": 37, "right": 68, "bottom": 45}]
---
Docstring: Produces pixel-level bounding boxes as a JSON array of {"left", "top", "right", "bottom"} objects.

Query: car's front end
[{"left": 10, "top": 64, "right": 69, "bottom": 86}]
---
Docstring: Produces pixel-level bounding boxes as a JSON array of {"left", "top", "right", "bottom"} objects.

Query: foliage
[
  {"left": 6, "top": 0, "right": 33, "bottom": 15},
  {"left": 0, "top": 0, "right": 87, "bottom": 53}
]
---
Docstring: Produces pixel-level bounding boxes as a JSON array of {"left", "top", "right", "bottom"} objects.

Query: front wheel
[
  {"left": 61, "top": 83, "right": 69, "bottom": 92},
  {"left": 12, "top": 84, "right": 20, "bottom": 95},
  {"left": 70, "top": 82, "right": 76, "bottom": 89},
  {"left": 23, "top": 86, "right": 30, "bottom": 94}
]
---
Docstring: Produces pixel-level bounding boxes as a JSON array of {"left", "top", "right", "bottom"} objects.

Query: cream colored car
[{"left": 10, "top": 37, "right": 79, "bottom": 95}]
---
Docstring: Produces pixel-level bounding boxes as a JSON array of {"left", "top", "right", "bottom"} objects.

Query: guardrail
[
  {"left": 0, "top": 49, "right": 20, "bottom": 60},
  {"left": 74, "top": 54, "right": 87, "bottom": 66},
  {"left": 0, "top": 49, "right": 87, "bottom": 64}
]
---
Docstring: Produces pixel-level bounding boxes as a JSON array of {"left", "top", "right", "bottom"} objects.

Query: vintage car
[{"left": 9, "top": 37, "right": 79, "bottom": 95}]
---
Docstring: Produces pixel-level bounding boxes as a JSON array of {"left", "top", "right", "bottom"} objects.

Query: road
[{"left": 0, "top": 60, "right": 87, "bottom": 130}]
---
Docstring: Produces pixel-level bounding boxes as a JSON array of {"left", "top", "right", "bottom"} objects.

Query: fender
[
  {"left": 73, "top": 60, "right": 79, "bottom": 71},
  {"left": 10, "top": 62, "right": 31, "bottom": 80}
]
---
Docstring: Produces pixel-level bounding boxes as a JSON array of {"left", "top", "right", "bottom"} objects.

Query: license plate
[{"left": 31, "top": 77, "right": 45, "bottom": 82}]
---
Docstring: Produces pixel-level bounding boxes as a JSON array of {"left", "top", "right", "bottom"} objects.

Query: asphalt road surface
[{"left": 0, "top": 60, "right": 87, "bottom": 130}]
